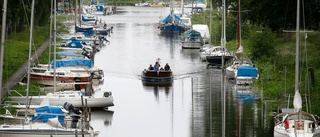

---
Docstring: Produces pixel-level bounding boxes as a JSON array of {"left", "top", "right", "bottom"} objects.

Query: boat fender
[
  {"left": 99, "top": 69, "right": 104, "bottom": 75},
  {"left": 104, "top": 92, "right": 111, "bottom": 97},
  {"left": 284, "top": 119, "right": 289, "bottom": 129}
]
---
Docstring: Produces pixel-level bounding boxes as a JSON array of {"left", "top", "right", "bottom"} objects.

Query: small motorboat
[{"left": 141, "top": 58, "right": 173, "bottom": 84}]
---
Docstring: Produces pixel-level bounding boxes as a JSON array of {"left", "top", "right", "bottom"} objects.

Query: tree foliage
[
  {"left": 0, "top": 0, "right": 51, "bottom": 34},
  {"left": 240, "top": 0, "right": 320, "bottom": 31},
  {"left": 248, "top": 27, "right": 276, "bottom": 60},
  {"left": 212, "top": 0, "right": 320, "bottom": 31}
]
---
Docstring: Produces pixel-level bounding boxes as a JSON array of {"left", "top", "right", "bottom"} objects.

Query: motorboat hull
[{"left": 141, "top": 70, "right": 173, "bottom": 83}]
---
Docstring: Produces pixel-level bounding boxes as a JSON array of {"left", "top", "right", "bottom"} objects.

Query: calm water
[{"left": 89, "top": 6, "right": 273, "bottom": 137}]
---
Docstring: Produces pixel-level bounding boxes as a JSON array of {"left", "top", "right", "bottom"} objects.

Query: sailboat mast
[
  {"left": 237, "top": 0, "right": 241, "bottom": 59},
  {"left": 295, "top": 0, "right": 300, "bottom": 92},
  {"left": 209, "top": 0, "right": 212, "bottom": 44},
  {"left": 0, "top": 0, "right": 8, "bottom": 104},
  {"left": 54, "top": 0, "right": 57, "bottom": 92},
  {"left": 221, "top": 0, "right": 226, "bottom": 69},
  {"left": 222, "top": 1, "right": 226, "bottom": 137},
  {"left": 181, "top": 0, "right": 184, "bottom": 16},
  {"left": 25, "top": 0, "right": 35, "bottom": 120},
  {"left": 48, "top": 0, "right": 54, "bottom": 71},
  {"left": 75, "top": 0, "right": 78, "bottom": 31}
]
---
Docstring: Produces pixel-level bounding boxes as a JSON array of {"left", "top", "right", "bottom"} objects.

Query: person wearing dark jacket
[{"left": 164, "top": 63, "right": 170, "bottom": 71}]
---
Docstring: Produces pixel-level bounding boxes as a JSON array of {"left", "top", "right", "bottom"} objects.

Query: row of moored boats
[{"left": 0, "top": 1, "right": 115, "bottom": 137}]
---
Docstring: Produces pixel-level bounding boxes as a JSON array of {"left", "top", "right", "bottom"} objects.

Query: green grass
[{"left": 1, "top": 15, "right": 66, "bottom": 94}]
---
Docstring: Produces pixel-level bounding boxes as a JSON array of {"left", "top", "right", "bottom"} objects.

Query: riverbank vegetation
[{"left": 192, "top": 5, "right": 320, "bottom": 113}]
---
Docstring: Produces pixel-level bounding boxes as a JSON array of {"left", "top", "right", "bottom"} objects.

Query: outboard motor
[
  {"left": 81, "top": 49, "right": 91, "bottom": 59},
  {"left": 63, "top": 102, "right": 82, "bottom": 115}
]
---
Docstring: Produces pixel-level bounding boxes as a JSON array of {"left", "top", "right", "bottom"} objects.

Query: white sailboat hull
[
  {"left": 226, "top": 66, "right": 236, "bottom": 79},
  {"left": 8, "top": 91, "right": 114, "bottom": 109},
  {"left": 9, "top": 96, "right": 114, "bottom": 109},
  {"left": 0, "top": 123, "right": 92, "bottom": 137}
]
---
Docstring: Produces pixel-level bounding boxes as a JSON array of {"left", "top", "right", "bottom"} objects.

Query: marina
[
  {"left": 0, "top": 4, "right": 282, "bottom": 137},
  {"left": 88, "top": 6, "right": 272, "bottom": 137}
]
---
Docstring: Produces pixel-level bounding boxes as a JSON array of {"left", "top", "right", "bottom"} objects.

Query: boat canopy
[
  {"left": 237, "top": 66, "right": 258, "bottom": 77},
  {"left": 32, "top": 106, "right": 66, "bottom": 127},
  {"left": 192, "top": 24, "right": 210, "bottom": 39},
  {"left": 183, "top": 29, "right": 202, "bottom": 38},
  {"left": 161, "top": 14, "right": 182, "bottom": 23},
  {"left": 50, "top": 59, "right": 94, "bottom": 68}
]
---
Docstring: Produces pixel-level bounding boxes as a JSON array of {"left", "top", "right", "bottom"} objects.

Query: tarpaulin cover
[
  {"left": 237, "top": 66, "right": 258, "bottom": 77},
  {"left": 32, "top": 106, "right": 66, "bottom": 127},
  {"left": 81, "top": 15, "right": 95, "bottom": 22},
  {"left": 50, "top": 59, "right": 93, "bottom": 68},
  {"left": 183, "top": 29, "right": 202, "bottom": 38},
  {"left": 161, "top": 14, "right": 182, "bottom": 23},
  {"left": 67, "top": 40, "right": 83, "bottom": 48}
]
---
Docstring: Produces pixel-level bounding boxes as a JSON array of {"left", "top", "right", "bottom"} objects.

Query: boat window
[{"left": 287, "top": 114, "right": 314, "bottom": 121}]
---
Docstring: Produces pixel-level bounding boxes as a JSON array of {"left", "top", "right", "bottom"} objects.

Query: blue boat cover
[
  {"left": 183, "top": 29, "right": 202, "bottom": 38},
  {"left": 161, "top": 14, "right": 182, "bottom": 23},
  {"left": 32, "top": 106, "right": 66, "bottom": 127},
  {"left": 96, "top": 5, "right": 104, "bottom": 11},
  {"left": 237, "top": 66, "right": 258, "bottom": 77},
  {"left": 56, "top": 52, "right": 82, "bottom": 57},
  {"left": 50, "top": 59, "right": 94, "bottom": 68},
  {"left": 66, "top": 41, "right": 83, "bottom": 48},
  {"left": 81, "top": 15, "right": 95, "bottom": 22},
  {"left": 75, "top": 26, "right": 95, "bottom": 36}
]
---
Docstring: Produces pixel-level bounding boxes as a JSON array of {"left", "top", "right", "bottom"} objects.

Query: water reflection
[
  {"left": 91, "top": 110, "right": 114, "bottom": 126},
  {"left": 233, "top": 85, "right": 260, "bottom": 137}
]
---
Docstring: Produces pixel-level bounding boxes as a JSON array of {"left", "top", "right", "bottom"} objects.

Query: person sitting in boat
[
  {"left": 148, "top": 64, "right": 154, "bottom": 70},
  {"left": 164, "top": 63, "right": 170, "bottom": 71},
  {"left": 103, "top": 23, "right": 107, "bottom": 29},
  {"left": 154, "top": 61, "right": 160, "bottom": 71}
]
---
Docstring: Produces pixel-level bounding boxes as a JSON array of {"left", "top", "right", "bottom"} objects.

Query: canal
[{"left": 88, "top": 6, "right": 274, "bottom": 137}]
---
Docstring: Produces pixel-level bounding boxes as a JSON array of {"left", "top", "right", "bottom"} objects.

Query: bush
[{"left": 248, "top": 27, "right": 276, "bottom": 61}]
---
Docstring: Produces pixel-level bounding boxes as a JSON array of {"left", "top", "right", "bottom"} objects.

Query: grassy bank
[{"left": 1, "top": 16, "right": 69, "bottom": 96}]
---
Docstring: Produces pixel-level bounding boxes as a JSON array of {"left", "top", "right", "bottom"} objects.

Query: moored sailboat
[
  {"left": 273, "top": 0, "right": 320, "bottom": 136},
  {"left": 0, "top": 1, "right": 97, "bottom": 136}
]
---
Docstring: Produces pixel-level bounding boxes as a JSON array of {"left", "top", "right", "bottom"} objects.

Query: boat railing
[
  {"left": 2, "top": 100, "right": 23, "bottom": 107},
  {"left": 7, "top": 90, "right": 24, "bottom": 97}
]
